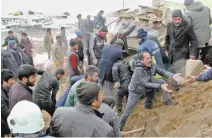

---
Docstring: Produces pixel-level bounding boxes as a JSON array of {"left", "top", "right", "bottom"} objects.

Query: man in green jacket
[
  {"left": 184, "top": 0, "right": 212, "bottom": 61},
  {"left": 64, "top": 65, "right": 99, "bottom": 107}
]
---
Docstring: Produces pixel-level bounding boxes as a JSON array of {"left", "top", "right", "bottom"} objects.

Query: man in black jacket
[
  {"left": 112, "top": 60, "right": 133, "bottom": 116},
  {"left": 2, "top": 30, "right": 19, "bottom": 46},
  {"left": 33, "top": 68, "right": 64, "bottom": 116},
  {"left": 165, "top": 9, "right": 197, "bottom": 74},
  {"left": 1, "top": 69, "right": 15, "bottom": 137}
]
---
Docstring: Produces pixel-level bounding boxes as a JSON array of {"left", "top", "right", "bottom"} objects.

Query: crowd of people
[{"left": 1, "top": 0, "right": 212, "bottom": 137}]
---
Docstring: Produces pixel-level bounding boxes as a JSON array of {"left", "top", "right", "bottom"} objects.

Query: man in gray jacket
[
  {"left": 184, "top": 0, "right": 212, "bottom": 61},
  {"left": 119, "top": 52, "right": 185, "bottom": 130},
  {"left": 33, "top": 68, "right": 64, "bottom": 116},
  {"left": 50, "top": 81, "right": 114, "bottom": 137},
  {"left": 99, "top": 96, "right": 121, "bottom": 137}
]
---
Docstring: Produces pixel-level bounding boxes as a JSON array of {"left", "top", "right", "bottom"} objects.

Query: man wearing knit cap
[
  {"left": 65, "top": 65, "right": 99, "bottom": 107},
  {"left": 51, "top": 81, "right": 114, "bottom": 137},
  {"left": 98, "top": 38, "right": 124, "bottom": 96},
  {"left": 88, "top": 26, "right": 108, "bottom": 65},
  {"left": 184, "top": 0, "right": 212, "bottom": 62},
  {"left": 165, "top": 9, "right": 197, "bottom": 75}
]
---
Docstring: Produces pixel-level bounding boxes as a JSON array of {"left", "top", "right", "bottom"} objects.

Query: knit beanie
[
  {"left": 114, "top": 38, "right": 124, "bottom": 47},
  {"left": 99, "top": 26, "right": 108, "bottom": 32},
  {"left": 8, "top": 40, "right": 16, "bottom": 47},
  {"left": 76, "top": 81, "right": 101, "bottom": 106},
  {"left": 172, "top": 9, "right": 183, "bottom": 18},
  {"left": 76, "top": 31, "right": 83, "bottom": 38},
  {"left": 136, "top": 28, "right": 148, "bottom": 39},
  {"left": 70, "top": 39, "right": 78, "bottom": 47},
  {"left": 184, "top": 0, "right": 194, "bottom": 6}
]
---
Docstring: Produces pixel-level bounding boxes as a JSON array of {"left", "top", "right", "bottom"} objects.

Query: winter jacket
[
  {"left": 50, "top": 103, "right": 114, "bottom": 137},
  {"left": 89, "top": 33, "right": 107, "bottom": 61},
  {"left": 78, "top": 19, "right": 84, "bottom": 31},
  {"left": 19, "top": 38, "right": 34, "bottom": 57},
  {"left": 112, "top": 60, "right": 133, "bottom": 90},
  {"left": 128, "top": 63, "right": 173, "bottom": 94},
  {"left": 67, "top": 49, "right": 80, "bottom": 77},
  {"left": 10, "top": 48, "right": 23, "bottom": 67},
  {"left": 82, "top": 19, "right": 94, "bottom": 36},
  {"left": 64, "top": 79, "right": 84, "bottom": 107},
  {"left": 110, "top": 25, "right": 136, "bottom": 56},
  {"left": 9, "top": 82, "right": 33, "bottom": 110},
  {"left": 3, "top": 36, "right": 19, "bottom": 46},
  {"left": 98, "top": 44, "right": 123, "bottom": 82},
  {"left": 94, "top": 14, "right": 106, "bottom": 30},
  {"left": 1, "top": 49, "right": 20, "bottom": 75},
  {"left": 196, "top": 68, "right": 212, "bottom": 81},
  {"left": 15, "top": 47, "right": 31, "bottom": 65},
  {"left": 33, "top": 72, "right": 59, "bottom": 106},
  {"left": 1, "top": 87, "right": 10, "bottom": 136},
  {"left": 98, "top": 103, "right": 121, "bottom": 137},
  {"left": 185, "top": 2, "right": 212, "bottom": 48},
  {"left": 43, "top": 33, "right": 53, "bottom": 51},
  {"left": 59, "top": 31, "right": 68, "bottom": 55},
  {"left": 51, "top": 41, "right": 64, "bottom": 65},
  {"left": 75, "top": 39, "right": 84, "bottom": 62},
  {"left": 165, "top": 18, "right": 197, "bottom": 64}
]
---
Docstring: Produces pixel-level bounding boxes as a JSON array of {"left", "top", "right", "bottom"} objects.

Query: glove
[{"left": 114, "top": 82, "right": 121, "bottom": 89}]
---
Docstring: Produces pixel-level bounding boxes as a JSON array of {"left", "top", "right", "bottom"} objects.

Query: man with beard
[
  {"left": 165, "top": 9, "right": 197, "bottom": 75},
  {"left": 33, "top": 68, "right": 64, "bottom": 116},
  {"left": 9, "top": 64, "right": 37, "bottom": 110},
  {"left": 65, "top": 65, "right": 99, "bottom": 107}
]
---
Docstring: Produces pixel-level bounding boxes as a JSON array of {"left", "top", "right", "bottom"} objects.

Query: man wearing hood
[
  {"left": 119, "top": 52, "right": 185, "bottom": 130},
  {"left": 165, "top": 9, "right": 197, "bottom": 75},
  {"left": 60, "top": 27, "right": 69, "bottom": 56},
  {"left": 184, "top": 0, "right": 212, "bottom": 62},
  {"left": 98, "top": 39, "right": 124, "bottom": 96},
  {"left": 88, "top": 26, "right": 108, "bottom": 65}
]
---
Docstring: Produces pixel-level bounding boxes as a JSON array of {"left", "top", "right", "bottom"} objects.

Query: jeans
[
  {"left": 115, "top": 88, "right": 129, "bottom": 115},
  {"left": 119, "top": 79, "right": 170, "bottom": 130},
  {"left": 98, "top": 81, "right": 113, "bottom": 96}
]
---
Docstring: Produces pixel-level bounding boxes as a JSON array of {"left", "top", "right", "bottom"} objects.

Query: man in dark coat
[
  {"left": 98, "top": 39, "right": 123, "bottom": 96},
  {"left": 33, "top": 68, "right": 64, "bottom": 116},
  {"left": 9, "top": 64, "right": 37, "bottom": 110},
  {"left": 2, "top": 30, "right": 19, "bottom": 46},
  {"left": 1, "top": 69, "right": 15, "bottom": 137},
  {"left": 75, "top": 31, "right": 84, "bottom": 62},
  {"left": 94, "top": 10, "right": 106, "bottom": 30},
  {"left": 165, "top": 9, "right": 197, "bottom": 74},
  {"left": 50, "top": 81, "right": 114, "bottom": 137},
  {"left": 112, "top": 59, "right": 133, "bottom": 116},
  {"left": 110, "top": 24, "right": 135, "bottom": 57},
  {"left": 99, "top": 96, "right": 121, "bottom": 137}
]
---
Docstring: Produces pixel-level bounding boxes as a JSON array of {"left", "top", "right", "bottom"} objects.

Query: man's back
[{"left": 51, "top": 104, "right": 114, "bottom": 137}]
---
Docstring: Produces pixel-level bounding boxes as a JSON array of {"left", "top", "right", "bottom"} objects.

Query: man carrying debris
[
  {"left": 88, "top": 26, "right": 108, "bottom": 65},
  {"left": 19, "top": 32, "right": 34, "bottom": 66},
  {"left": 112, "top": 59, "right": 133, "bottom": 116},
  {"left": 98, "top": 39, "right": 123, "bottom": 96},
  {"left": 65, "top": 65, "right": 99, "bottom": 107},
  {"left": 94, "top": 10, "right": 106, "bottom": 30},
  {"left": 51, "top": 81, "right": 114, "bottom": 137},
  {"left": 33, "top": 68, "right": 64, "bottom": 116},
  {"left": 9, "top": 64, "right": 37, "bottom": 110},
  {"left": 99, "top": 96, "right": 121, "bottom": 137},
  {"left": 2, "top": 30, "right": 19, "bottom": 47},
  {"left": 184, "top": 0, "right": 212, "bottom": 62},
  {"left": 119, "top": 52, "right": 185, "bottom": 130},
  {"left": 165, "top": 9, "right": 197, "bottom": 74},
  {"left": 43, "top": 28, "right": 54, "bottom": 59},
  {"left": 51, "top": 35, "right": 64, "bottom": 67},
  {"left": 110, "top": 24, "right": 136, "bottom": 57},
  {"left": 60, "top": 27, "right": 69, "bottom": 55}
]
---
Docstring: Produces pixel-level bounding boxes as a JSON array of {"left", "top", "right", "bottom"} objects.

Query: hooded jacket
[
  {"left": 50, "top": 103, "right": 114, "bottom": 137},
  {"left": 165, "top": 18, "right": 197, "bottom": 63},
  {"left": 128, "top": 63, "right": 173, "bottom": 94},
  {"left": 185, "top": 2, "right": 212, "bottom": 48}
]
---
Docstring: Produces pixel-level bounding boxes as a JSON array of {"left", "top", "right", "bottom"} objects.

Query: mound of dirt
[{"left": 124, "top": 81, "right": 212, "bottom": 137}]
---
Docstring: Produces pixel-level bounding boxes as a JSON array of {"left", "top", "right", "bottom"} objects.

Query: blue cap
[
  {"left": 136, "top": 28, "right": 148, "bottom": 39},
  {"left": 8, "top": 40, "right": 16, "bottom": 47},
  {"left": 76, "top": 31, "right": 83, "bottom": 38}
]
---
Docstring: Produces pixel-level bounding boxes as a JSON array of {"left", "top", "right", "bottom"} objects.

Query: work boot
[{"left": 164, "top": 99, "right": 179, "bottom": 106}]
